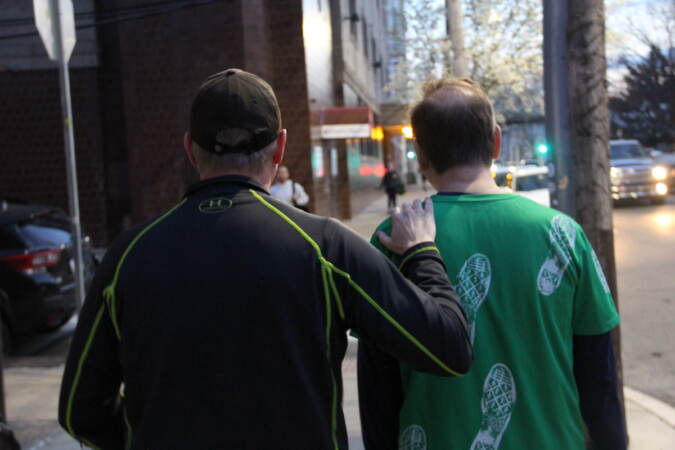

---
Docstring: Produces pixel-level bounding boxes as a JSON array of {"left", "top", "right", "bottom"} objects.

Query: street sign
[
  {"left": 33, "top": 0, "right": 76, "bottom": 62},
  {"left": 33, "top": 0, "right": 86, "bottom": 308}
]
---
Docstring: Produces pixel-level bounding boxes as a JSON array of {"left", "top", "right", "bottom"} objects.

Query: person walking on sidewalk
[
  {"left": 381, "top": 168, "right": 403, "bottom": 211},
  {"left": 59, "top": 69, "right": 472, "bottom": 450},
  {"left": 359, "top": 78, "right": 627, "bottom": 450},
  {"left": 270, "top": 164, "right": 309, "bottom": 211}
]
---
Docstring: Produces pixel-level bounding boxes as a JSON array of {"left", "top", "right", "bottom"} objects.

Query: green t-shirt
[{"left": 371, "top": 193, "right": 620, "bottom": 450}]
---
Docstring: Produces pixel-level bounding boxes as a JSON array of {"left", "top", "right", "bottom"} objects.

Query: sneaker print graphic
[
  {"left": 398, "top": 424, "right": 427, "bottom": 450},
  {"left": 456, "top": 254, "right": 492, "bottom": 344},
  {"left": 470, "top": 363, "right": 517, "bottom": 450},
  {"left": 591, "top": 249, "right": 611, "bottom": 294},
  {"left": 537, "top": 215, "right": 577, "bottom": 296}
]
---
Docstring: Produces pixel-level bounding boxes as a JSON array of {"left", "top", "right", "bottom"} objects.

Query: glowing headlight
[
  {"left": 656, "top": 182, "right": 668, "bottom": 196},
  {"left": 652, "top": 166, "right": 668, "bottom": 180},
  {"left": 610, "top": 167, "right": 621, "bottom": 178}
]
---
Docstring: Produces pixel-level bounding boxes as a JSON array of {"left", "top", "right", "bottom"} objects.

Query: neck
[
  {"left": 198, "top": 169, "right": 275, "bottom": 190},
  {"left": 428, "top": 164, "right": 504, "bottom": 194}
]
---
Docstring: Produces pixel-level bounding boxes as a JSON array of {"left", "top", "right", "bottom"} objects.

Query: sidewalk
[
  {"left": 4, "top": 186, "right": 674, "bottom": 449},
  {"left": 7, "top": 359, "right": 675, "bottom": 449}
]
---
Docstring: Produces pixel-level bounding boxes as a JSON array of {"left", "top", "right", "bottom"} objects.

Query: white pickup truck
[{"left": 609, "top": 140, "right": 670, "bottom": 204}]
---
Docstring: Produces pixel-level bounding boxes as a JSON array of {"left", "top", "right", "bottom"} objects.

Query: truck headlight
[
  {"left": 652, "top": 166, "right": 668, "bottom": 180},
  {"left": 656, "top": 182, "right": 668, "bottom": 196}
]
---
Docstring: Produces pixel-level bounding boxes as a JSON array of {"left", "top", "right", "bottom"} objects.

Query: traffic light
[
  {"left": 536, "top": 143, "right": 550, "bottom": 155},
  {"left": 406, "top": 151, "right": 416, "bottom": 159}
]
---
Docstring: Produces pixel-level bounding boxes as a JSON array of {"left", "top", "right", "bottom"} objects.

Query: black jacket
[{"left": 59, "top": 176, "right": 472, "bottom": 449}]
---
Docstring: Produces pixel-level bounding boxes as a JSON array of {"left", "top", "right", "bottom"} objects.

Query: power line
[{"left": 0, "top": 0, "right": 228, "bottom": 41}]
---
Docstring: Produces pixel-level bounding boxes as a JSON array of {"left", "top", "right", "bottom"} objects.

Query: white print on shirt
[
  {"left": 470, "top": 363, "right": 517, "bottom": 450},
  {"left": 537, "top": 215, "right": 577, "bottom": 296},
  {"left": 398, "top": 424, "right": 427, "bottom": 450},
  {"left": 591, "top": 249, "right": 611, "bottom": 294},
  {"left": 456, "top": 254, "right": 492, "bottom": 344}
]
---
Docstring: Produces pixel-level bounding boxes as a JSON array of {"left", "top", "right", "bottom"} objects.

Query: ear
[
  {"left": 492, "top": 126, "right": 502, "bottom": 160},
  {"left": 415, "top": 141, "right": 430, "bottom": 172},
  {"left": 183, "top": 132, "right": 198, "bottom": 168},
  {"left": 273, "top": 129, "right": 287, "bottom": 164}
]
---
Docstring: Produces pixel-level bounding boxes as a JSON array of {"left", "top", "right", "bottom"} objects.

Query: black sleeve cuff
[{"left": 398, "top": 242, "right": 444, "bottom": 275}]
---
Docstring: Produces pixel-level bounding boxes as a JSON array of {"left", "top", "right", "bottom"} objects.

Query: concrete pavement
[{"left": 4, "top": 186, "right": 675, "bottom": 449}]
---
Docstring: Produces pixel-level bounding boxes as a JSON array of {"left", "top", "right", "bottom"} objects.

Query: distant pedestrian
[
  {"left": 360, "top": 77, "right": 627, "bottom": 450},
  {"left": 381, "top": 168, "right": 403, "bottom": 211},
  {"left": 59, "top": 68, "right": 472, "bottom": 449},
  {"left": 270, "top": 164, "right": 309, "bottom": 211}
]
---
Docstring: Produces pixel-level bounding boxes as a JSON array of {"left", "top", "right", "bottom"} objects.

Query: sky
[
  {"left": 605, "top": 0, "right": 673, "bottom": 92},
  {"left": 606, "top": 0, "right": 673, "bottom": 59}
]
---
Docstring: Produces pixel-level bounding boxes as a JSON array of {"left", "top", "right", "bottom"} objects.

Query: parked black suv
[{"left": 0, "top": 200, "right": 96, "bottom": 353}]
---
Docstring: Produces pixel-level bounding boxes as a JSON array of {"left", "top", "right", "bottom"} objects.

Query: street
[
  {"left": 3, "top": 192, "right": 675, "bottom": 449},
  {"left": 614, "top": 196, "right": 675, "bottom": 407}
]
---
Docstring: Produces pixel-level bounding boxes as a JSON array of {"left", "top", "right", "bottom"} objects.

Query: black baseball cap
[{"left": 189, "top": 68, "right": 282, "bottom": 155}]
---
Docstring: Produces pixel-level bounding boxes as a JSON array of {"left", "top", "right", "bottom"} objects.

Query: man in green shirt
[{"left": 359, "top": 78, "right": 626, "bottom": 450}]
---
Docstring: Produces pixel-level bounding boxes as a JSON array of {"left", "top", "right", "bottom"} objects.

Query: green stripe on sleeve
[
  {"left": 103, "top": 198, "right": 187, "bottom": 340},
  {"left": 64, "top": 304, "right": 106, "bottom": 448},
  {"left": 398, "top": 245, "right": 440, "bottom": 271}
]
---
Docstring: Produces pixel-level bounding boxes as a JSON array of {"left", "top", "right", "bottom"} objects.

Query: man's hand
[{"left": 377, "top": 198, "right": 436, "bottom": 255}]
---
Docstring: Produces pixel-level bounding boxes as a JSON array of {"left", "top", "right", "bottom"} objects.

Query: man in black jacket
[{"left": 58, "top": 68, "right": 472, "bottom": 449}]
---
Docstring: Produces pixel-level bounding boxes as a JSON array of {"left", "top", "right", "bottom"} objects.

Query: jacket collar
[{"left": 184, "top": 175, "right": 269, "bottom": 198}]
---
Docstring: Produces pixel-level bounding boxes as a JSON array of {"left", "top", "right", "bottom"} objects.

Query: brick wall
[
  {"left": 264, "top": 0, "right": 314, "bottom": 209},
  {"left": 0, "top": 0, "right": 319, "bottom": 243},
  {"left": 112, "top": 0, "right": 246, "bottom": 224},
  {"left": 0, "top": 69, "right": 108, "bottom": 243}
]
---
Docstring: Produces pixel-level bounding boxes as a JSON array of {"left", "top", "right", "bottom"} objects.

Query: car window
[
  {"left": 17, "top": 224, "right": 70, "bottom": 248},
  {"left": 611, "top": 143, "right": 647, "bottom": 159},
  {"left": 515, "top": 173, "right": 548, "bottom": 191}
]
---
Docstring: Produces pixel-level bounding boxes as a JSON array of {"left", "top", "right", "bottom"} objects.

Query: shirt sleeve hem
[{"left": 574, "top": 314, "right": 621, "bottom": 336}]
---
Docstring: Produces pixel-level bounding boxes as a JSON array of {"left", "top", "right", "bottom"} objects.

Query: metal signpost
[
  {"left": 543, "top": 0, "right": 575, "bottom": 216},
  {"left": 34, "top": 0, "right": 86, "bottom": 307}
]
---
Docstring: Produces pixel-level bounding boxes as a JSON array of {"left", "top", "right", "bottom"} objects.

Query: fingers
[
  {"left": 376, "top": 230, "right": 394, "bottom": 251},
  {"left": 398, "top": 198, "right": 431, "bottom": 215},
  {"left": 423, "top": 197, "right": 434, "bottom": 216}
]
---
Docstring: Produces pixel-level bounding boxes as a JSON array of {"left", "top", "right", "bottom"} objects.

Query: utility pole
[
  {"left": 445, "top": 0, "right": 469, "bottom": 77},
  {"left": 544, "top": 0, "right": 625, "bottom": 431},
  {"left": 566, "top": 0, "right": 623, "bottom": 396}
]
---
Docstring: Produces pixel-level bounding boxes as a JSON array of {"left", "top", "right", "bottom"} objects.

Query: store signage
[{"left": 320, "top": 124, "right": 371, "bottom": 139}]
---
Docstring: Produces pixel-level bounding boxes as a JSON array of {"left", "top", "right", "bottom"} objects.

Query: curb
[{"left": 625, "top": 386, "right": 675, "bottom": 428}]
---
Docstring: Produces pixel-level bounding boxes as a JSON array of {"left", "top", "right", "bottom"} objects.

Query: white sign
[
  {"left": 34, "top": 0, "right": 76, "bottom": 62},
  {"left": 320, "top": 124, "right": 371, "bottom": 139}
]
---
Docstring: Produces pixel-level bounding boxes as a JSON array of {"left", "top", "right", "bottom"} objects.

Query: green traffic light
[
  {"left": 537, "top": 144, "right": 549, "bottom": 154},
  {"left": 406, "top": 151, "right": 416, "bottom": 159}
]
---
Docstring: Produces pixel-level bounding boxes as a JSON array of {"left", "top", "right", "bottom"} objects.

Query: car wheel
[{"left": 650, "top": 196, "right": 666, "bottom": 205}]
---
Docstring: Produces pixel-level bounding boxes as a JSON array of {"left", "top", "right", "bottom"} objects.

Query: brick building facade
[{"left": 0, "top": 0, "right": 391, "bottom": 244}]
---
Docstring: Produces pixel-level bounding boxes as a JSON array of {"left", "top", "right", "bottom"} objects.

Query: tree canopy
[
  {"left": 609, "top": 45, "right": 675, "bottom": 150},
  {"left": 385, "top": 0, "right": 543, "bottom": 123}
]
